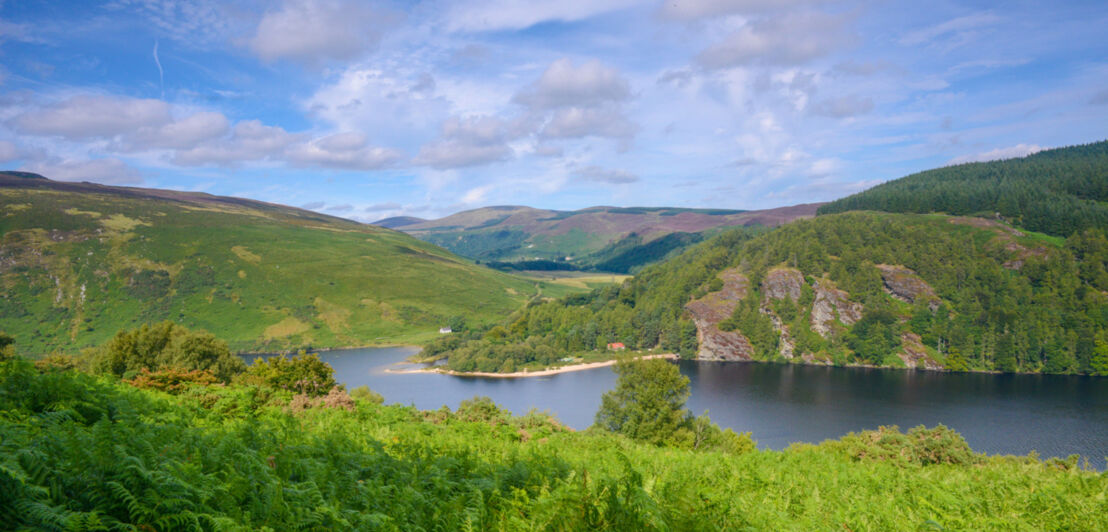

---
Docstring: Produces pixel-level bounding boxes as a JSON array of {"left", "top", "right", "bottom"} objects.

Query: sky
[{"left": 0, "top": 0, "right": 1106, "bottom": 222}]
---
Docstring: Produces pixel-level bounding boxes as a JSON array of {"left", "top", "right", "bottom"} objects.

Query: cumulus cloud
[
  {"left": 415, "top": 115, "right": 517, "bottom": 169},
  {"left": 575, "top": 165, "right": 638, "bottom": 184},
  {"left": 513, "top": 59, "right": 631, "bottom": 110},
  {"left": 808, "top": 95, "right": 874, "bottom": 118},
  {"left": 948, "top": 144, "right": 1042, "bottom": 165},
  {"left": 445, "top": 0, "right": 639, "bottom": 32},
  {"left": 541, "top": 107, "right": 636, "bottom": 139},
  {"left": 173, "top": 120, "right": 300, "bottom": 166},
  {"left": 120, "top": 111, "right": 230, "bottom": 151},
  {"left": 249, "top": 0, "right": 397, "bottom": 65},
  {"left": 14, "top": 95, "right": 171, "bottom": 139},
  {"left": 21, "top": 157, "right": 142, "bottom": 185},
  {"left": 697, "top": 11, "right": 853, "bottom": 68},
  {"left": 286, "top": 132, "right": 402, "bottom": 170}
]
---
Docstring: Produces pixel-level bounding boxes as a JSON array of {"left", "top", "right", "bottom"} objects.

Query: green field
[{"left": 0, "top": 177, "right": 580, "bottom": 355}]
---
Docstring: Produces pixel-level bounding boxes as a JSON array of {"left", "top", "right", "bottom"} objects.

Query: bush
[
  {"left": 350, "top": 385, "right": 384, "bottom": 404},
  {"left": 829, "top": 424, "right": 981, "bottom": 466},
  {"left": 126, "top": 367, "right": 219, "bottom": 394}
]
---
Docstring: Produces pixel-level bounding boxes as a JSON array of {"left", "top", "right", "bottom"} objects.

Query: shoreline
[{"left": 386, "top": 353, "right": 679, "bottom": 378}]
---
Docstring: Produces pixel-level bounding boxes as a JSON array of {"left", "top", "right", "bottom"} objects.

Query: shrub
[
  {"left": 126, "top": 367, "right": 219, "bottom": 394},
  {"left": 240, "top": 352, "right": 336, "bottom": 397},
  {"left": 87, "top": 322, "right": 245, "bottom": 381}
]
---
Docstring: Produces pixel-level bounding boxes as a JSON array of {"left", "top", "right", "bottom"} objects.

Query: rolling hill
[
  {"left": 818, "top": 140, "right": 1108, "bottom": 237},
  {"left": 0, "top": 172, "right": 559, "bottom": 356},
  {"left": 382, "top": 203, "right": 821, "bottom": 272}
]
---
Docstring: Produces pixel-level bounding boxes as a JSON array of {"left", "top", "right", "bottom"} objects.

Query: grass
[{"left": 0, "top": 184, "right": 577, "bottom": 355}]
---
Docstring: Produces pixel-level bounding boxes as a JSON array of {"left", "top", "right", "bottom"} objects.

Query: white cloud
[
  {"left": 513, "top": 58, "right": 631, "bottom": 110},
  {"left": 541, "top": 107, "right": 636, "bottom": 139},
  {"left": 122, "top": 111, "right": 230, "bottom": 150},
  {"left": 364, "top": 201, "right": 402, "bottom": 212},
  {"left": 899, "top": 13, "right": 999, "bottom": 47},
  {"left": 21, "top": 157, "right": 143, "bottom": 185},
  {"left": 286, "top": 132, "right": 402, "bottom": 169},
  {"left": 660, "top": 0, "right": 826, "bottom": 20},
  {"left": 414, "top": 115, "right": 517, "bottom": 169},
  {"left": 301, "top": 201, "right": 326, "bottom": 210},
  {"left": 14, "top": 95, "right": 171, "bottom": 139},
  {"left": 173, "top": 120, "right": 299, "bottom": 166},
  {"left": 0, "top": 140, "right": 20, "bottom": 162},
  {"left": 445, "top": 0, "right": 639, "bottom": 32},
  {"left": 697, "top": 11, "right": 853, "bottom": 68},
  {"left": 249, "top": 0, "right": 397, "bottom": 65},
  {"left": 0, "top": 20, "right": 42, "bottom": 44},
  {"left": 575, "top": 165, "right": 638, "bottom": 184},
  {"left": 947, "top": 143, "right": 1042, "bottom": 165},
  {"left": 809, "top": 95, "right": 874, "bottom": 118}
]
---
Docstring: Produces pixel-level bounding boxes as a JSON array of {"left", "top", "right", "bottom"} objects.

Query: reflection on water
[{"left": 245, "top": 347, "right": 1108, "bottom": 467}]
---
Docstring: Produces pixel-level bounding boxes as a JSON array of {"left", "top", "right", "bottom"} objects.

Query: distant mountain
[
  {"left": 0, "top": 173, "right": 551, "bottom": 355},
  {"left": 396, "top": 203, "right": 822, "bottom": 272},
  {"left": 373, "top": 216, "right": 427, "bottom": 229},
  {"left": 818, "top": 140, "right": 1108, "bottom": 237}
]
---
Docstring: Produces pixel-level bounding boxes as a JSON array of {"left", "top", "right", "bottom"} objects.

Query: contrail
[{"left": 153, "top": 40, "right": 164, "bottom": 98}]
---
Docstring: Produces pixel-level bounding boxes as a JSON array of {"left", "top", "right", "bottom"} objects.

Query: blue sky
[{"left": 1, "top": 0, "right": 1106, "bottom": 222}]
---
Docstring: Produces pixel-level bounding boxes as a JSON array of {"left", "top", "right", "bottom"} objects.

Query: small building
[
  {"left": 607, "top": 342, "right": 626, "bottom": 351},
  {"left": 439, "top": 327, "right": 452, "bottom": 334}
]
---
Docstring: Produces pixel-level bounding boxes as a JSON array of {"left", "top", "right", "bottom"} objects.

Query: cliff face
[
  {"left": 684, "top": 268, "right": 754, "bottom": 360},
  {"left": 687, "top": 263, "right": 945, "bottom": 369},
  {"left": 876, "top": 264, "right": 939, "bottom": 310}
]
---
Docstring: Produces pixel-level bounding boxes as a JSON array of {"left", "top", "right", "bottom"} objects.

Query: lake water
[{"left": 247, "top": 346, "right": 1108, "bottom": 466}]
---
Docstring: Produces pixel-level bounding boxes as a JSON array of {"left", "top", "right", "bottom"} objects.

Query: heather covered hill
[
  {"left": 0, "top": 174, "right": 556, "bottom": 355},
  {"left": 386, "top": 203, "right": 821, "bottom": 272},
  {"left": 818, "top": 140, "right": 1108, "bottom": 237}
]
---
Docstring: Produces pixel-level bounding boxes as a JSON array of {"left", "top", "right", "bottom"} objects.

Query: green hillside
[
  {"left": 2, "top": 358, "right": 1104, "bottom": 530},
  {"left": 392, "top": 203, "right": 819, "bottom": 273},
  {"left": 423, "top": 212, "right": 1108, "bottom": 375},
  {"left": 818, "top": 140, "right": 1108, "bottom": 237},
  {"left": 0, "top": 173, "right": 555, "bottom": 356}
]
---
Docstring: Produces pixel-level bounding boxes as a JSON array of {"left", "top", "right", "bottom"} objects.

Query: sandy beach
[{"left": 386, "top": 353, "right": 679, "bottom": 378}]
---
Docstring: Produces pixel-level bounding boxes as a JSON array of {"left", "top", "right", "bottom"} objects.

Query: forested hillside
[
  {"left": 2, "top": 356, "right": 1104, "bottom": 530},
  {"left": 818, "top": 141, "right": 1108, "bottom": 237},
  {"left": 0, "top": 173, "right": 554, "bottom": 355},
  {"left": 423, "top": 212, "right": 1108, "bottom": 375}
]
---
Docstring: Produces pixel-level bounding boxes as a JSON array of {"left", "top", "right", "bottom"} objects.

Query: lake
[{"left": 247, "top": 346, "right": 1108, "bottom": 466}]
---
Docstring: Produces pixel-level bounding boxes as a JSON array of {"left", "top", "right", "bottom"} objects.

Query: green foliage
[
  {"left": 240, "top": 351, "right": 337, "bottom": 397},
  {"left": 595, "top": 359, "right": 691, "bottom": 445},
  {"left": 349, "top": 385, "right": 385, "bottom": 404},
  {"left": 87, "top": 322, "right": 245, "bottom": 381},
  {"left": 125, "top": 367, "right": 219, "bottom": 394},
  {"left": 0, "top": 331, "right": 14, "bottom": 361},
  {"left": 818, "top": 140, "right": 1108, "bottom": 237},
  {"left": 1, "top": 359, "right": 1105, "bottom": 531}
]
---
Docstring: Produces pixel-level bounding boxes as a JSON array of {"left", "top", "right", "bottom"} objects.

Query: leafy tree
[
  {"left": 240, "top": 351, "right": 337, "bottom": 396},
  {"left": 1091, "top": 333, "right": 1108, "bottom": 376},
  {"left": 0, "top": 332, "right": 14, "bottom": 361},
  {"left": 594, "top": 358, "right": 690, "bottom": 445},
  {"left": 88, "top": 322, "right": 245, "bottom": 381}
]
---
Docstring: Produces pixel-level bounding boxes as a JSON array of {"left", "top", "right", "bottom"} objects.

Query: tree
[
  {"left": 88, "top": 322, "right": 245, "bottom": 381},
  {"left": 594, "top": 358, "right": 690, "bottom": 445},
  {"left": 0, "top": 332, "right": 15, "bottom": 361},
  {"left": 241, "top": 351, "right": 337, "bottom": 396}
]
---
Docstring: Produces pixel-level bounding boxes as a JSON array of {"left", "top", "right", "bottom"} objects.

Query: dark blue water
[{"left": 247, "top": 347, "right": 1108, "bottom": 466}]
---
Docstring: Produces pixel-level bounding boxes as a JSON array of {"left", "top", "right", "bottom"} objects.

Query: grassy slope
[
  {"left": 2, "top": 362, "right": 1105, "bottom": 530},
  {"left": 0, "top": 176, "right": 562, "bottom": 355}
]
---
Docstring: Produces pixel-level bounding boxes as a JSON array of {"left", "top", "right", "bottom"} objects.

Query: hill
[
  {"left": 818, "top": 140, "right": 1108, "bottom": 237},
  {"left": 422, "top": 212, "right": 1108, "bottom": 375},
  {"left": 372, "top": 215, "right": 427, "bottom": 229},
  {"left": 2, "top": 359, "right": 1104, "bottom": 530},
  {"left": 0, "top": 173, "right": 556, "bottom": 355},
  {"left": 389, "top": 203, "right": 821, "bottom": 273}
]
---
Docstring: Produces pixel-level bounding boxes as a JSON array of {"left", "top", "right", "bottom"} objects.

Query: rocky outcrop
[
  {"left": 761, "top": 267, "right": 804, "bottom": 301},
  {"left": 810, "top": 278, "right": 862, "bottom": 337},
  {"left": 759, "top": 267, "right": 805, "bottom": 359},
  {"left": 875, "top": 264, "right": 939, "bottom": 310},
  {"left": 898, "top": 332, "right": 942, "bottom": 370},
  {"left": 685, "top": 268, "right": 754, "bottom": 360}
]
